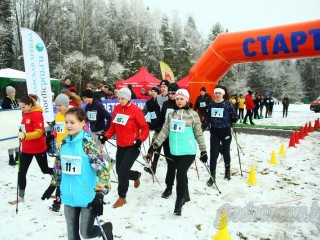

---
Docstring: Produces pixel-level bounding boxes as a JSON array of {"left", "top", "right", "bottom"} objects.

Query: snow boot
[
  {"left": 102, "top": 222, "right": 113, "bottom": 240},
  {"left": 144, "top": 166, "right": 156, "bottom": 175},
  {"left": 134, "top": 172, "right": 141, "bottom": 188},
  {"left": 224, "top": 165, "right": 231, "bottom": 180},
  {"left": 207, "top": 172, "right": 215, "bottom": 186},
  {"left": 161, "top": 186, "right": 172, "bottom": 199},
  {"left": 173, "top": 197, "right": 185, "bottom": 216},
  {"left": 112, "top": 197, "right": 126, "bottom": 208},
  {"left": 9, "top": 154, "right": 17, "bottom": 166},
  {"left": 15, "top": 152, "right": 19, "bottom": 162},
  {"left": 49, "top": 199, "right": 61, "bottom": 212}
]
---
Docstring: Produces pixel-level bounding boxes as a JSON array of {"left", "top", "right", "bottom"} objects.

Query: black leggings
[
  {"left": 19, "top": 151, "right": 53, "bottom": 191},
  {"left": 209, "top": 128, "right": 232, "bottom": 173},
  {"left": 115, "top": 146, "right": 140, "bottom": 198},
  {"left": 173, "top": 155, "right": 194, "bottom": 198}
]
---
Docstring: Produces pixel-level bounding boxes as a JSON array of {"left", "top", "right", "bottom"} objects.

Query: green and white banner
[{"left": 21, "top": 28, "right": 54, "bottom": 122}]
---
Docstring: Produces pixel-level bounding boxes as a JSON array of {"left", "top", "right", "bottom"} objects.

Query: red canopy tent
[
  {"left": 116, "top": 66, "right": 161, "bottom": 99},
  {"left": 176, "top": 76, "right": 190, "bottom": 91}
]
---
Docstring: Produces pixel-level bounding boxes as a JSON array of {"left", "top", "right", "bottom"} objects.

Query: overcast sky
[{"left": 141, "top": 0, "right": 320, "bottom": 35}]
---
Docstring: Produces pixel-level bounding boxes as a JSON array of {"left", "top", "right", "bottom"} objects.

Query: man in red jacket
[
  {"left": 243, "top": 90, "right": 255, "bottom": 125},
  {"left": 99, "top": 87, "right": 149, "bottom": 208}
]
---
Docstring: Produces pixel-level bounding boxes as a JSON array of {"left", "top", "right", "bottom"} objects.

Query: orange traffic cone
[
  {"left": 304, "top": 123, "right": 309, "bottom": 137},
  {"left": 269, "top": 150, "right": 278, "bottom": 165},
  {"left": 212, "top": 212, "right": 232, "bottom": 240},
  {"left": 294, "top": 130, "right": 300, "bottom": 144},
  {"left": 308, "top": 122, "right": 313, "bottom": 132},
  {"left": 299, "top": 127, "right": 304, "bottom": 140},
  {"left": 314, "top": 118, "right": 319, "bottom": 131},
  {"left": 288, "top": 132, "right": 296, "bottom": 148}
]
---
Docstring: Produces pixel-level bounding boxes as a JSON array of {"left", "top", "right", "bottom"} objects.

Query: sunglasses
[{"left": 169, "top": 92, "right": 176, "bottom": 95}]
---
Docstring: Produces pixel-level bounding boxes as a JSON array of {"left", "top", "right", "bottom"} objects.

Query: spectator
[
  {"left": 282, "top": 94, "right": 290, "bottom": 117},
  {"left": 243, "top": 90, "right": 255, "bottom": 125},
  {"left": 194, "top": 87, "right": 212, "bottom": 124}
]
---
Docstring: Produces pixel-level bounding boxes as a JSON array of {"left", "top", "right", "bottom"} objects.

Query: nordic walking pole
[
  {"left": 96, "top": 216, "right": 108, "bottom": 240},
  {"left": 16, "top": 131, "right": 22, "bottom": 214},
  {"left": 232, "top": 128, "right": 243, "bottom": 176},
  {"left": 203, "top": 163, "right": 221, "bottom": 194},
  {"left": 102, "top": 145, "right": 118, "bottom": 182},
  {"left": 194, "top": 159, "right": 200, "bottom": 179},
  {"left": 232, "top": 128, "right": 245, "bottom": 155}
]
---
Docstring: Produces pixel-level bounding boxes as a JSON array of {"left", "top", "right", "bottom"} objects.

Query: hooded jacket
[{"left": 21, "top": 105, "right": 46, "bottom": 154}]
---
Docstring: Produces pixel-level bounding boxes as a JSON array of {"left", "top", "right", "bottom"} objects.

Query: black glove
[
  {"left": 201, "top": 124, "right": 207, "bottom": 132},
  {"left": 200, "top": 151, "right": 208, "bottom": 163},
  {"left": 87, "top": 192, "right": 105, "bottom": 216},
  {"left": 133, "top": 140, "right": 142, "bottom": 149},
  {"left": 98, "top": 134, "right": 108, "bottom": 144},
  {"left": 41, "top": 185, "right": 56, "bottom": 200}
]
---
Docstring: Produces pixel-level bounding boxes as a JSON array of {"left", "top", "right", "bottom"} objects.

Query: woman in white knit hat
[
  {"left": 99, "top": 87, "right": 149, "bottom": 208},
  {"left": 149, "top": 89, "right": 207, "bottom": 216},
  {"left": 1, "top": 86, "right": 20, "bottom": 165}
]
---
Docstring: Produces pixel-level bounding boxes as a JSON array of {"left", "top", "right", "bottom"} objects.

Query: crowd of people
[{"left": 1, "top": 78, "right": 292, "bottom": 239}]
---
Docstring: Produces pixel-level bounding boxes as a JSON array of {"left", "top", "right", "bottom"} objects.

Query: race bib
[
  {"left": 19, "top": 124, "right": 26, "bottom": 133},
  {"left": 61, "top": 155, "right": 82, "bottom": 175},
  {"left": 55, "top": 122, "right": 65, "bottom": 133},
  {"left": 150, "top": 111, "right": 157, "bottom": 119},
  {"left": 165, "top": 108, "right": 174, "bottom": 118},
  {"left": 200, "top": 102, "right": 206, "bottom": 107},
  {"left": 113, "top": 113, "right": 129, "bottom": 125},
  {"left": 87, "top": 111, "right": 97, "bottom": 121},
  {"left": 144, "top": 112, "right": 151, "bottom": 123},
  {"left": 211, "top": 108, "right": 224, "bottom": 118},
  {"left": 170, "top": 119, "right": 186, "bottom": 133}
]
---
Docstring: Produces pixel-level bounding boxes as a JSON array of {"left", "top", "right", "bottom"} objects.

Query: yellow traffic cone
[
  {"left": 278, "top": 143, "right": 286, "bottom": 157},
  {"left": 212, "top": 212, "right": 232, "bottom": 240},
  {"left": 269, "top": 150, "right": 278, "bottom": 165},
  {"left": 246, "top": 165, "right": 257, "bottom": 185}
]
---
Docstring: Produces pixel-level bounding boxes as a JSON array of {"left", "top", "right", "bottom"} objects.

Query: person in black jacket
[
  {"left": 127, "top": 84, "right": 137, "bottom": 99},
  {"left": 145, "top": 83, "right": 179, "bottom": 199},
  {"left": 194, "top": 87, "right": 212, "bottom": 124},
  {"left": 81, "top": 89, "right": 112, "bottom": 149},
  {"left": 1, "top": 86, "right": 20, "bottom": 165},
  {"left": 282, "top": 94, "right": 290, "bottom": 117}
]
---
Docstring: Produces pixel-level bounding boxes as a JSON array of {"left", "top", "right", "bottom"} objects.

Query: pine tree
[{"left": 0, "top": 0, "right": 14, "bottom": 68}]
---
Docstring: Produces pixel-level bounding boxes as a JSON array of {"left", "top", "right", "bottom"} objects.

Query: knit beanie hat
[
  {"left": 160, "top": 80, "right": 170, "bottom": 87},
  {"left": 151, "top": 86, "right": 160, "bottom": 95},
  {"left": 118, "top": 88, "right": 131, "bottom": 101},
  {"left": 168, "top": 83, "right": 179, "bottom": 92},
  {"left": 81, "top": 89, "right": 94, "bottom": 98},
  {"left": 175, "top": 89, "right": 190, "bottom": 102},
  {"left": 200, "top": 87, "right": 206, "bottom": 92},
  {"left": 6, "top": 86, "right": 16, "bottom": 95},
  {"left": 55, "top": 94, "right": 69, "bottom": 106}
]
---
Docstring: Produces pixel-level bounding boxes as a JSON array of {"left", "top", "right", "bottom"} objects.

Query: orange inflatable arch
[{"left": 189, "top": 19, "right": 320, "bottom": 104}]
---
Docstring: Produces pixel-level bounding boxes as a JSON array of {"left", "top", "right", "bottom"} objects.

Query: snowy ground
[{"left": 0, "top": 104, "right": 319, "bottom": 240}]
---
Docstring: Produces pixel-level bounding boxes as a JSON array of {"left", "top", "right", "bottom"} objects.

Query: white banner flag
[{"left": 21, "top": 28, "right": 54, "bottom": 122}]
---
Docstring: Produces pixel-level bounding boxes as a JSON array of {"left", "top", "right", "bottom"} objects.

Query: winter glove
[
  {"left": 98, "top": 134, "right": 108, "bottom": 144},
  {"left": 87, "top": 192, "right": 105, "bottom": 216},
  {"left": 133, "top": 140, "right": 142, "bottom": 149},
  {"left": 200, "top": 151, "right": 208, "bottom": 163},
  {"left": 41, "top": 185, "right": 57, "bottom": 200},
  {"left": 18, "top": 131, "right": 26, "bottom": 140},
  {"left": 145, "top": 144, "right": 157, "bottom": 162},
  {"left": 201, "top": 124, "right": 208, "bottom": 132}
]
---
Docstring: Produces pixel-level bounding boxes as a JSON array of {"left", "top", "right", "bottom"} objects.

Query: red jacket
[
  {"left": 21, "top": 105, "right": 47, "bottom": 153},
  {"left": 105, "top": 101, "right": 149, "bottom": 147},
  {"left": 245, "top": 94, "right": 255, "bottom": 110}
]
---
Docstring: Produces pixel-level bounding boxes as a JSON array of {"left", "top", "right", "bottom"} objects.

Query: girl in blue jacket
[{"left": 53, "top": 107, "right": 113, "bottom": 240}]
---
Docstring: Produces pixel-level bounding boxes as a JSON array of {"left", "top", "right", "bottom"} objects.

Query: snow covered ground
[{"left": 0, "top": 103, "right": 319, "bottom": 240}]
